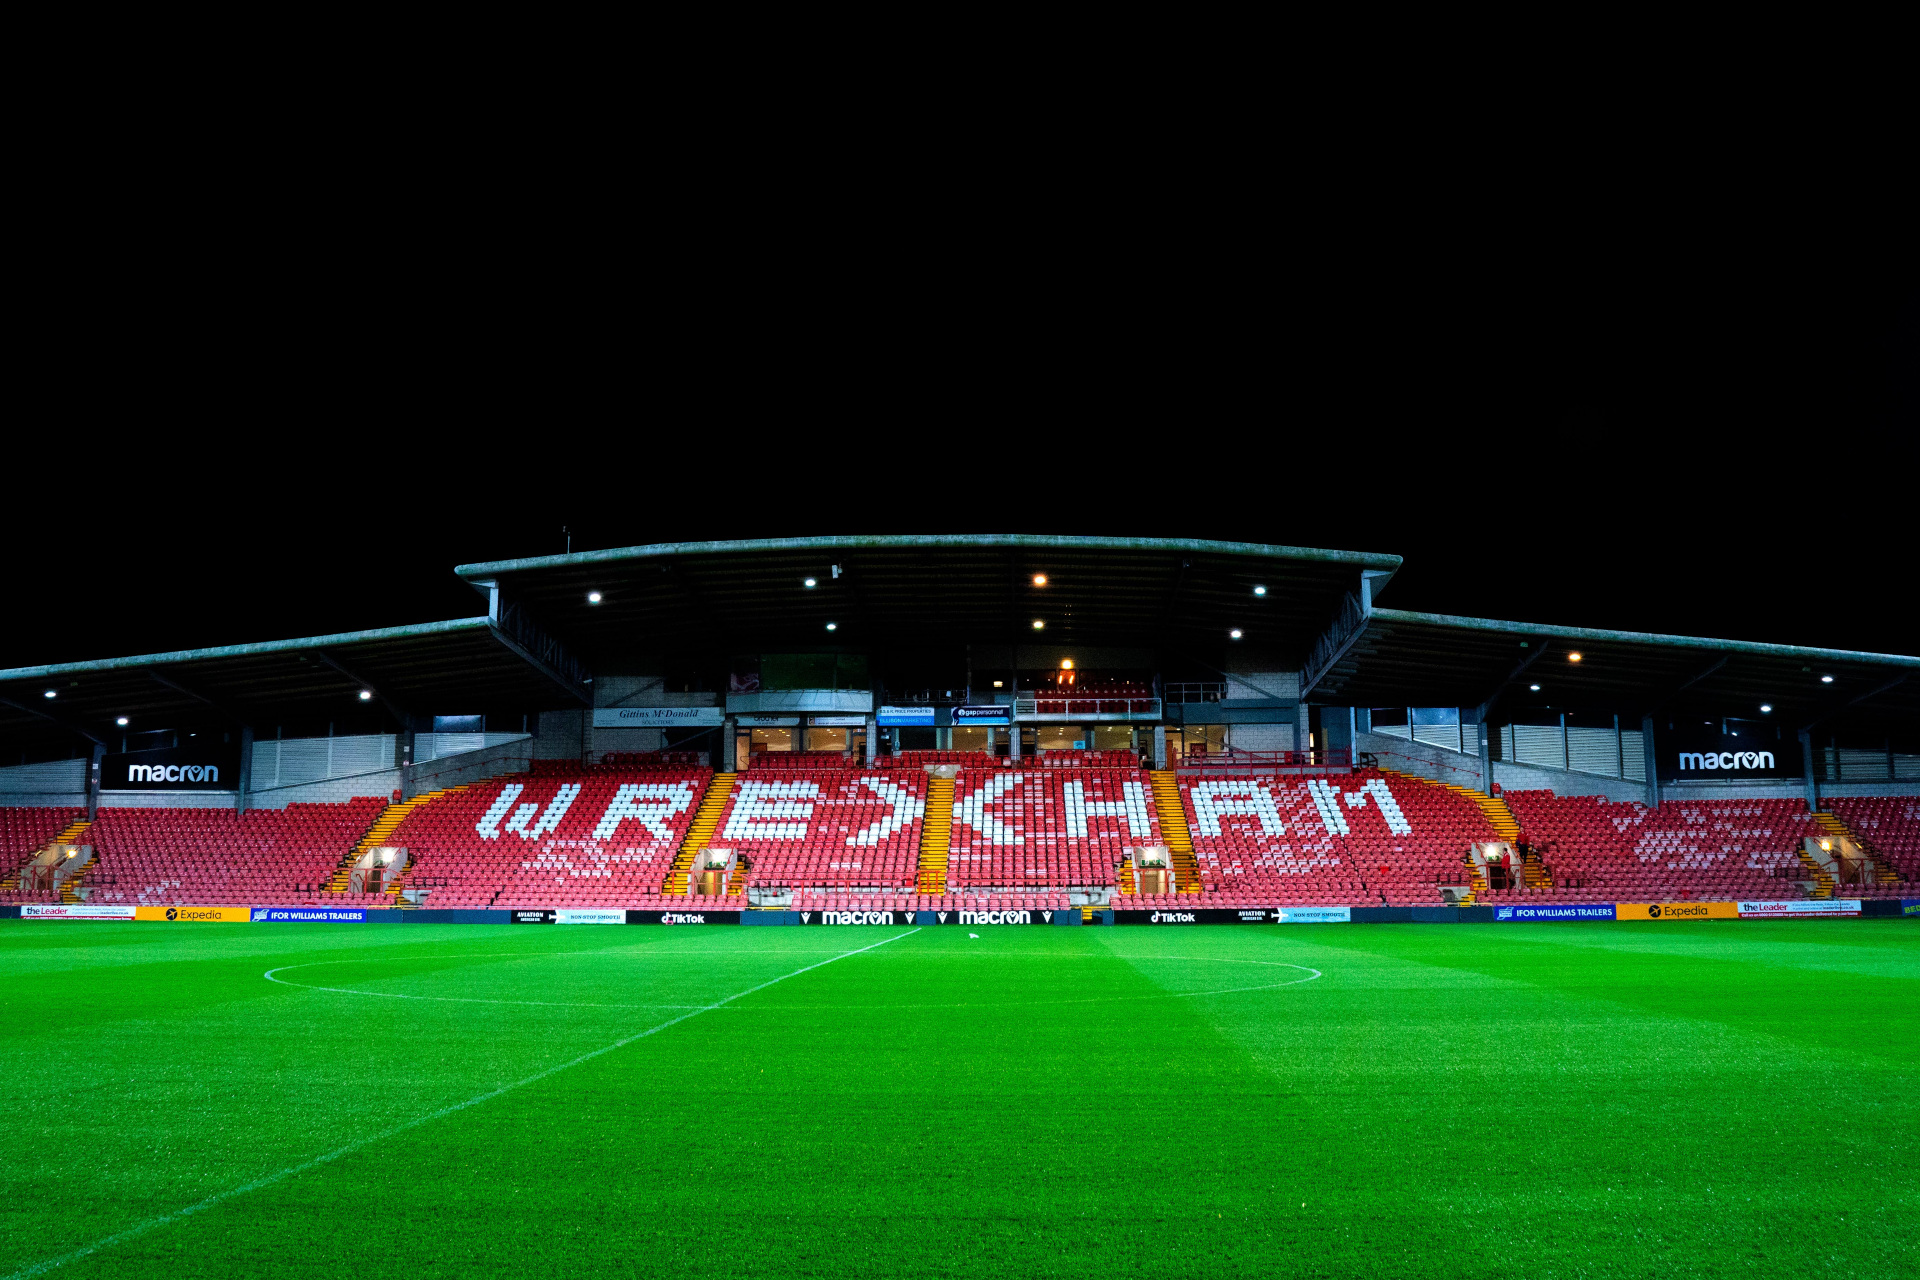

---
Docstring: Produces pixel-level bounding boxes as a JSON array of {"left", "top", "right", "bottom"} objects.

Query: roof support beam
[
  {"left": 313, "top": 651, "right": 413, "bottom": 728},
  {"left": 1640, "top": 655, "right": 1729, "bottom": 718},
  {"left": 1476, "top": 642, "right": 1554, "bottom": 723},
  {"left": 475, "top": 582, "right": 591, "bottom": 705},
  {"left": 0, "top": 696, "right": 108, "bottom": 748},
  {"left": 147, "top": 669, "right": 257, "bottom": 726},
  {"left": 1799, "top": 674, "right": 1909, "bottom": 734}
]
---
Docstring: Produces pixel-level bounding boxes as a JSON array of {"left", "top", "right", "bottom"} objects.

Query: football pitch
[{"left": 2, "top": 920, "right": 1914, "bottom": 1279}]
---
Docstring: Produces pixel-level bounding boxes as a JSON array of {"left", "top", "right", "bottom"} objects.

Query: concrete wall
[{"left": 585, "top": 677, "right": 720, "bottom": 761}]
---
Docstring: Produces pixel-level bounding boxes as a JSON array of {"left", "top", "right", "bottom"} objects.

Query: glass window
[
  {"left": 804, "top": 727, "right": 848, "bottom": 752},
  {"left": 750, "top": 728, "right": 794, "bottom": 753},
  {"left": 1092, "top": 725, "right": 1134, "bottom": 751},
  {"left": 1035, "top": 724, "right": 1082, "bottom": 750},
  {"left": 951, "top": 727, "right": 993, "bottom": 752}
]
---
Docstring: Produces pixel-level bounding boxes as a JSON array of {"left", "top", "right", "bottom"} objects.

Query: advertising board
[
  {"left": 101, "top": 743, "right": 242, "bottom": 791},
  {"left": 807, "top": 715, "right": 867, "bottom": 727},
  {"left": 876, "top": 706, "right": 937, "bottom": 726},
  {"left": 737, "top": 715, "right": 801, "bottom": 728},
  {"left": 508, "top": 909, "right": 556, "bottom": 923},
  {"left": 1493, "top": 903, "right": 1618, "bottom": 921},
  {"left": 20, "top": 904, "right": 136, "bottom": 919},
  {"left": 1655, "top": 725, "right": 1799, "bottom": 781},
  {"left": 555, "top": 909, "right": 628, "bottom": 924},
  {"left": 1737, "top": 899, "right": 1862, "bottom": 918},
  {"left": 951, "top": 706, "right": 1012, "bottom": 725},
  {"left": 625, "top": 909, "right": 740, "bottom": 924},
  {"left": 1614, "top": 902, "right": 1739, "bottom": 921},
  {"left": 133, "top": 905, "right": 252, "bottom": 922},
  {"left": 250, "top": 907, "right": 377, "bottom": 922},
  {"left": 593, "top": 708, "right": 725, "bottom": 727}
]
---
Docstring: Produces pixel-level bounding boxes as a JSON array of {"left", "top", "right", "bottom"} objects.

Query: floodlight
[
  {"left": 993, "top": 680, "right": 1004, "bottom": 688},
  {"left": 804, "top": 578, "right": 817, "bottom": 588},
  {"left": 1032, "top": 574, "right": 1048, "bottom": 587},
  {"left": 116, "top": 716, "right": 129, "bottom": 726},
  {"left": 1820, "top": 674, "right": 1834, "bottom": 683},
  {"left": 1529, "top": 684, "right": 1541, "bottom": 692},
  {"left": 1567, "top": 652, "right": 1582, "bottom": 662},
  {"left": 1032, "top": 620, "right": 1045, "bottom": 630},
  {"left": 825, "top": 622, "right": 838, "bottom": 631},
  {"left": 1061, "top": 660, "right": 1074, "bottom": 670},
  {"left": 1253, "top": 585, "right": 1266, "bottom": 596},
  {"left": 42, "top": 690, "right": 55, "bottom": 699},
  {"left": 586, "top": 591, "right": 602, "bottom": 604},
  {"left": 359, "top": 690, "right": 374, "bottom": 701},
  {"left": 1760, "top": 704, "right": 1772, "bottom": 713},
  {"left": 1230, "top": 629, "right": 1243, "bottom": 639}
]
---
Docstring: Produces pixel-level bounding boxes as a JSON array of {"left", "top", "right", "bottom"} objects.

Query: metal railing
[
  {"left": 1174, "top": 749, "right": 1354, "bottom": 775},
  {"left": 1161, "top": 683, "right": 1227, "bottom": 704}
]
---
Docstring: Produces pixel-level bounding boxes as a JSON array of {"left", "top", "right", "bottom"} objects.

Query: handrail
[{"left": 1367, "top": 746, "right": 1487, "bottom": 786}]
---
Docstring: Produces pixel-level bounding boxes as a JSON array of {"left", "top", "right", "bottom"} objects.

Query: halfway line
[{"left": 7, "top": 928, "right": 921, "bottom": 1280}]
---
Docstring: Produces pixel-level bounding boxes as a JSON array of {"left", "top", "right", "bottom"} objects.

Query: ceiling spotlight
[
  {"left": 1032, "top": 574, "right": 1048, "bottom": 587},
  {"left": 825, "top": 622, "right": 838, "bottom": 631},
  {"left": 1529, "top": 684, "right": 1542, "bottom": 692},
  {"left": 358, "top": 690, "right": 374, "bottom": 701},
  {"left": 1820, "top": 674, "right": 1834, "bottom": 683},
  {"left": 1230, "top": 629, "right": 1243, "bottom": 640},
  {"left": 43, "top": 690, "right": 56, "bottom": 699},
  {"left": 1061, "top": 660, "right": 1074, "bottom": 670},
  {"left": 804, "top": 578, "right": 817, "bottom": 588},
  {"left": 993, "top": 680, "right": 1004, "bottom": 688},
  {"left": 116, "top": 716, "right": 129, "bottom": 726},
  {"left": 586, "top": 591, "right": 602, "bottom": 604},
  {"left": 1253, "top": 585, "right": 1266, "bottom": 596},
  {"left": 1032, "top": 620, "right": 1045, "bottom": 630},
  {"left": 1567, "top": 652, "right": 1582, "bottom": 663},
  {"left": 1760, "top": 704, "right": 1772, "bottom": 713}
]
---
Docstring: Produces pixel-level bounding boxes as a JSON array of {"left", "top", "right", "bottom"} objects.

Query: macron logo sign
[
  {"left": 1677, "top": 751, "right": 1773, "bottom": 772},
  {"left": 128, "top": 764, "right": 218, "bottom": 783}
]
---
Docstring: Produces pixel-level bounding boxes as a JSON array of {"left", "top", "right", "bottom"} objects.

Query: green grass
[{"left": 2, "top": 919, "right": 1915, "bottom": 1279}]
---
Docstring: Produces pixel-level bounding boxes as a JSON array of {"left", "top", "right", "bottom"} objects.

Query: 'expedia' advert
[
  {"left": 133, "top": 905, "right": 253, "bottom": 923},
  {"left": 1614, "top": 901, "right": 1738, "bottom": 921}
]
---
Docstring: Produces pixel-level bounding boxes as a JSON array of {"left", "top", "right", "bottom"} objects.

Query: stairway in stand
[
  {"left": 1793, "top": 846, "right": 1837, "bottom": 899},
  {"left": 1382, "top": 769, "right": 1524, "bottom": 902},
  {"left": 1147, "top": 771, "right": 1201, "bottom": 894},
  {"left": 915, "top": 777, "right": 954, "bottom": 894},
  {"left": 667, "top": 774, "right": 736, "bottom": 896},
  {"left": 56, "top": 820, "right": 98, "bottom": 903},
  {"left": 328, "top": 786, "right": 470, "bottom": 902},
  {"left": 1812, "top": 810, "right": 1903, "bottom": 888},
  {"left": 2, "top": 819, "right": 92, "bottom": 892}
]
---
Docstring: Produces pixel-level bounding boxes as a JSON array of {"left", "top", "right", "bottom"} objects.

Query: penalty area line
[{"left": 7, "top": 927, "right": 921, "bottom": 1280}]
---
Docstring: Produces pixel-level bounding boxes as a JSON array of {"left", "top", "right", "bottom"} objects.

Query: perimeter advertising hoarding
[
  {"left": 1907, "top": 901, "right": 1920, "bottom": 917},
  {"left": 101, "top": 743, "right": 243, "bottom": 791},
  {"left": 593, "top": 708, "right": 725, "bottom": 728},
  {"left": 1614, "top": 902, "right": 1739, "bottom": 921},
  {"left": 876, "top": 706, "right": 936, "bottom": 726},
  {"left": 555, "top": 909, "right": 627, "bottom": 924},
  {"left": 1655, "top": 725, "right": 1799, "bottom": 782},
  {"left": 1494, "top": 904, "right": 1618, "bottom": 921},
  {"left": 1737, "top": 899, "right": 1862, "bottom": 918},
  {"left": 1113, "top": 907, "right": 1351, "bottom": 924},
  {"left": 20, "top": 904, "right": 136, "bottom": 919},
  {"left": 251, "top": 907, "right": 378, "bottom": 922},
  {"left": 133, "top": 905, "right": 252, "bottom": 922},
  {"left": 626, "top": 909, "right": 740, "bottom": 924}
]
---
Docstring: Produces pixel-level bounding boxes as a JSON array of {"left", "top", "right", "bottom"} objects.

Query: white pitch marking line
[{"left": 6, "top": 928, "right": 922, "bottom": 1280}]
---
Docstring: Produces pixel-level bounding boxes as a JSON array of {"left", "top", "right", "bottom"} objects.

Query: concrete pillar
[
  {"left": 86, "top": 743, "right": 104, "bottom": 820},
  {"left": 863, "top": 715, "right": 877, "bottom": 765},
  {"left": 1009, "top": 719, "right": 1023, "bottom": 760},
  {"left": 236, "top": 725, "right": 254, "bottom": 813},
  {"left": 1152, "top": 724, "right": 1167, "bottom": 770},
  {"left": 1642, "top": 715, "right": 1660, "bottom": 809},
  {"left": 1477, "top": 719, "right": 1492, "bottom": 793},
  {"left": 397, "top": 726, "right": 415, "bottom": 800},
  {"left": 722, "top": 717, "right": 737, "bottom": 772},
  {"left": 1799, "top": 728, "right": 1820, "bottom": 812}
]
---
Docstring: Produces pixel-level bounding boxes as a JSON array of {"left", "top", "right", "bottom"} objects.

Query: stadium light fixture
[
  {"left": 1032, "top": 574, "right": 1048, "bottom": 587},
  {"left": 825, "top": 622, "right": 838, "bottom": 631},
  {"left": 1567, "top": 652, "right": 1582, "bottom": 662},
  {"left": 1061, "top": 660, "right": 1074, "bottom": 670},
  {"left": 358, "top": 690, "right": 374, "bottom": 701},
  {"left": 804, "top": 578, "right": 817, "bottom": 588},
  {"left": 116, "top": 716, "right": 129, "bottom": 726},
  {"left": 586, "top": 591, "right": 602, "bottom": 604},
  {"left": 1820, "top": 839, "right": 1832, "bottom": 851},
  {"left": 1529, "top": 683, "right": 1541, "bottom": 692},
  {"left": 1253, "top": 585, "right": 1266, "bottom": 596},
  {"left": 1230, "top": 629, "right": 1243, "bottom": 640},
  {"left": 1032, "top": 620, "right": 1045, "bottom": 630},
  {"left": 1760, "top": 704, "right": 1772, "bottom": 713},
  {"left": 1820, "top": 674, "right": 1834, "bottom": 683},
  {"left": 43, "top": 690, "right": 56, "bottom": 699}
]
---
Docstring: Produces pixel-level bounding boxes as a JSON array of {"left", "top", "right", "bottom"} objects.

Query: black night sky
[{"left": 14, "top": 220, "right": 1914, "bottom": 672}]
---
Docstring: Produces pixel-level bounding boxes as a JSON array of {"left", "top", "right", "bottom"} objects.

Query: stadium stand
[
  {"left": 1139, "top": 768, "right": 1500, "bottom": 907},
  {"left": 393, "top": 765, "right": 712, "bottom": 909},
  {"left": 711, "top": 768, "right": 928, "bottom": 898},
  {"left": 81, "top": 799, "right": 389, "bottom": 907},
  {"left": 947, "top": 767, "right": 1152, "bottom": 895},
  {"left": 1494, "top": 792, "right": 1912, "bottom": 901}
]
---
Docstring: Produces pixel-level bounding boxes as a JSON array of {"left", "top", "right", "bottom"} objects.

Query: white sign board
[{"left": 593, "top": 708, "right": 725, "bottom": 728}]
